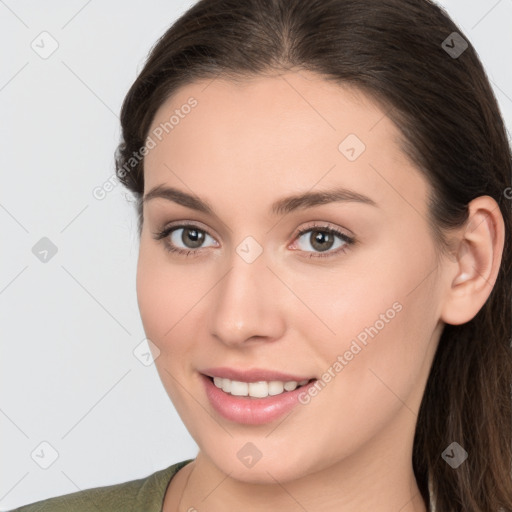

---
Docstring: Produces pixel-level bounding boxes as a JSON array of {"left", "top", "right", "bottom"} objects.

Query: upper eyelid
[{"left": 296, "top": 222, "right": 352, "bottom": 236}]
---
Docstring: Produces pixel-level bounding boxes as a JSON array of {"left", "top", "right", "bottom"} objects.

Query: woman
[{"left": 12, "top": 0, "right": 512, "bottom": 511}]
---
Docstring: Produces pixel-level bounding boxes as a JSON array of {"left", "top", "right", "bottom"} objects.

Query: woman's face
[{"left": 137, "top": 70, "right": 447, "bottom": 483}]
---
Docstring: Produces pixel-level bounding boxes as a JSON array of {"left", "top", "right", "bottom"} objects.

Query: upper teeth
[{"left": 213, "top": 377, "right": 309, "bottom": 398}]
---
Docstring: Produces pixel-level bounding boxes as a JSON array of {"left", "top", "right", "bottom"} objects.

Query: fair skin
[{"left": 135, "top": 70, "right": 505, "bottom": 512}]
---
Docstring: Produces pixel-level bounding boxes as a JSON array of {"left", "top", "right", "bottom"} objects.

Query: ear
[{"left": 440, "top": 195, "right": 505, "bottom": 326}]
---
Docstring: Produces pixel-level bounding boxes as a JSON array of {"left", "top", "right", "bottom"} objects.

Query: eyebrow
[{"left": 142, "top": 184, "right": 378, "bottom": 216}]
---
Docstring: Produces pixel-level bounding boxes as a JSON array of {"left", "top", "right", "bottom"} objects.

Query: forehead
[
  {"left": 147, "top": 70, "right": 392, "bottom": 146},
  {"left": 143, "top": 71, "right": 429, "bottom": 219}
]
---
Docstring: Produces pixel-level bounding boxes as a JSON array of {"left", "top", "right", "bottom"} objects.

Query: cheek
[
  {"left": 135, "top": 246, "right": 195, "bottom": 408},
  {"left": 136, "top": 248, "right": 167, "bottom": 345},
  {"left": 298, "top": 239, "right": 439, "bottom": 401},
  {"left": 135, "top": 240, "right": 191, "bottom": 355},
  {"left": 135, "top": 241, "right": 213, "bottom": 353}
]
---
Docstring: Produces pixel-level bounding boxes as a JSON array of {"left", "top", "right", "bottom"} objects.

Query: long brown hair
[{"left": 114, "top": 1, "right": 512, "bottom": 510}]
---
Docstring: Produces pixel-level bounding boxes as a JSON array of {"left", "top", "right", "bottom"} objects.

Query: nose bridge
[{"left": 209, "top": 243, "right": 284, "bottom": 345}]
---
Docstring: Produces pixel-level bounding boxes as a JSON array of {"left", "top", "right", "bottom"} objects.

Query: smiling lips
[
  {"left": 212, "top": 376, "right": 311, "bottom": 398},
  {"left": 201, "top": 366, "right": 315, "bottom": 397},
  {"left": 200, "top": 367, "right": 318, "bottom": 424}
]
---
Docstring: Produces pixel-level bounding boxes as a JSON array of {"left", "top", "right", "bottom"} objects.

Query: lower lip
[{"left": 200, "top": 373, "right": 317, "bottom": 425}]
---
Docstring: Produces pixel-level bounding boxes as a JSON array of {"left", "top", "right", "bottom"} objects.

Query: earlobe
[{"left": 440, "top": 196, "right": 505, "bottom": 326}]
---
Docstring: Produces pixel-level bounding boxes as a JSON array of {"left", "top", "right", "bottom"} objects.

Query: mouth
[
  {"left": 203, "top": 374, "right": 317, "bottom": 399},
  {"left": 200, "top": 373, "right": 319, "bottom": 425}
]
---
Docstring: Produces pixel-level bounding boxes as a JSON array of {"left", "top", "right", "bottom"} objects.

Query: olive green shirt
[{"left": 9, "top": 459, "right": 194, "bottom": 512}]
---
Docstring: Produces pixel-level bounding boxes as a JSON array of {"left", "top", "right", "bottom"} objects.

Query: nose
[{"left": 208, "top": 249, "right": 286, "bottom": 347}]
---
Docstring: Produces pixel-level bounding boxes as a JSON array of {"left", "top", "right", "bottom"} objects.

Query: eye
[
  {"left": 152, "top": 221, "right": 356, "bottom": 259},
  {"left": 292, "top": 223, "right": 355, "bottom": 259},
  {"left": 152, "top": 223, "right": 218, "bottom": 256}
]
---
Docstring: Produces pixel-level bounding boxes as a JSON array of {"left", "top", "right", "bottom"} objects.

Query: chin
[
  {"left": 204, "top": 446, "right": 314, "bottom": 485},
  {"left": 227, "top": 461, "right": 306, "bottom": 484}
]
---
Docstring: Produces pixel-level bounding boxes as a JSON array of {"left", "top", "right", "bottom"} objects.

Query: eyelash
[{"left": 152, "top": 222, "right": 356, "bottom": 259}]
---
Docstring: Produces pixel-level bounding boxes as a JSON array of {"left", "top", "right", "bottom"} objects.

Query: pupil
[
  {"left": 183, "top": 228, "right": 204, "bottom": 248},
  {"left": 311, "top": 230, "right": 334, "bottom": 252}
]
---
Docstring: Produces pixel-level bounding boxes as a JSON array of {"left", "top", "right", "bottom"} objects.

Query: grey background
[{"left": 1, "top": 0, "right": 511, "bottom": 509}]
